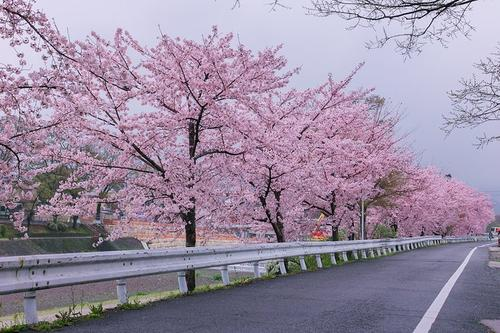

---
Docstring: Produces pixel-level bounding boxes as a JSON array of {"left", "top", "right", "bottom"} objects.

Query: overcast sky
[{"left": 34, "top": 0, "right": 500, "bottom": 212}]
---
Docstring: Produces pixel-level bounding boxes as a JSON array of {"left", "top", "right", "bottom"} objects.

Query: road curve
[{"left": 59, "top": 242, "right": 500, "bottom": 333}]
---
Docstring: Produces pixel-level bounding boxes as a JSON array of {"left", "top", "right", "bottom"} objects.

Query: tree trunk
[
  {"left": 72, "top": 215, "right": 78, "bottom": 229},
  {"left": 185, "top": 119, "right": 198, "bottom": 291},
  {"left": 26, "top": 210, "right": 33, "bottom": 234},
  {"left": 184, "top": 205, "right": 196, "bottom": 291},
  {"left": 25, "top": 197, "right": 38, "bottom": 234},
  {"left": 271, "top": 221, "right": 288, "bottom": 273},
  {"left": 95, "top": 202, "right": 102, "bottom": 224},
  {"left": 331, "top": 225, "right": 339, "bottom": 241},
  {"left": 272, "top": 221, "right": 285, "bottom": 243}
]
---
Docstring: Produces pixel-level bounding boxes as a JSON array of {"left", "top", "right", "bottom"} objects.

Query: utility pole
[{"left": 360, "top": 200, "right": 365, "bottom": 240}]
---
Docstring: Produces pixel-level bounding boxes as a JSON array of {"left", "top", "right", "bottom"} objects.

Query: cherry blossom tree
[
  {"left": 2, "top": 1, "right": 294, "bottom": 289},
  {"left": 1, "top": 0, "right": 75, "bottom": 231},
  {"left": 367, "top": 167, "right": 494, "bottom": 237}
]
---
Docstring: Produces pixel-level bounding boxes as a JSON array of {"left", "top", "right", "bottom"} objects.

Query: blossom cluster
[{"left": 0, "top": 0, "right": 494, "bottom": 242}]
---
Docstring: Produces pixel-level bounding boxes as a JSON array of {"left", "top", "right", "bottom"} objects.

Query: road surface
[{"left": 59, "top": 241, "right": 500, "bottom": 333}]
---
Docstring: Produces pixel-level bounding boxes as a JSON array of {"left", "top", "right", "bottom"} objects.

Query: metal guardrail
[
  {"left": 444, "top": 235, "right": 489, "bottom": 243},
  {"left": 0, "top": 235, "right": 478, "bottom": 324}
]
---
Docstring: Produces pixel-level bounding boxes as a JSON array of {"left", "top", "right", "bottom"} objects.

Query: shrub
[
  {"left": 372, "top": 224, "right": 397, "bottom": 239},
  {"left": 88, "top": 303, "right": 104, "bottom": 318},
  {"left": 47, "top": 221, "right": 67, "bottom": 232}
]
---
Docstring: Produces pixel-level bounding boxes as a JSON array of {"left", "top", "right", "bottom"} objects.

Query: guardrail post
[
  {"left": 369, "top": 249, "right": 375, "bottom": 258},
  {"left": 278, "top": 259, "right": 287, "bottom": 275},
  {"left": 253, "top": 262, "right": 261, "bottom": 278},
  {"left": 24, "top": 291, "right": 38, "bottom": 325},
  {"left": 330, "top": 253, "right": 337, "bottom": 265},
  {"left": 342, "top": 251, "right": 348, "bottom": 262},
  {"left": 382, "top": 247, "right": 387, "bottom": 255},
  {"left": 361, "top": 250, "right": 367, "bottom": 259},
  {"left": 177, "top": 271, "right": 188, "bottom": 293},
  {"left": 315, "top": 255, "right": 323, "bottom": 268},
  {"left": 221, "top": 265, "right": 230, "bottom": 285},
  {"left": 376, "top": 248, "right": 382, "bottom": 256},
  {"left": 299, "top": 256, "right": 307, "bottom": 271},
  {"left": 352, "top": 250, "right": 359, "bottom": 260},
  {"left": 116, "top": 279, "right": 128, "bottom": 304}
]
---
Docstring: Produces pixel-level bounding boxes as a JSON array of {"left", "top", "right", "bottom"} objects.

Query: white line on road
[{"left": 413, "top": 243, "right": 494, "bottom": 333}]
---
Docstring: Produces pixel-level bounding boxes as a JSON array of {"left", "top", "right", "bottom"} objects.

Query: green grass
[
  {"left": 211, "top": 273, "right": 222, "bottom": 281},
  {"left": 116, "top": 300, "right": 144, "bottom": 311},
  {"left": 0, "top": 237, "right": 144, "bottom": 256},
  {"left": 0, "top": 224, "right": 19, "bottom": 240},
  {"left": 28, "top": 225, "right": 93, "bottom": 238}
]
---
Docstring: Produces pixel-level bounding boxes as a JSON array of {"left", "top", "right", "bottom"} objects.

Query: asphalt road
[{"left": 58, "top": 242, "right": 500, "bottom": 333}]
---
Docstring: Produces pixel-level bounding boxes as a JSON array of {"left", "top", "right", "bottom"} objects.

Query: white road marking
[{"left": 413, "top": 243, "right": 494, "bottom": 333}]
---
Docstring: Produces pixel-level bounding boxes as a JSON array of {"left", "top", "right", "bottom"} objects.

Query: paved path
[{"left": 59, "top": 242, "right": 500, "bottom": 333}]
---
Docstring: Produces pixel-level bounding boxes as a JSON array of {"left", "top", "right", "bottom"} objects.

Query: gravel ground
[{"left": 0, "top": 269, "right": 252, "bottom": 317}]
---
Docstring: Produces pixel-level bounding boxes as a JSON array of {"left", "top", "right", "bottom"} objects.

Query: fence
[{"left": 0, "top": 235, "right": 483, "bottom": 324}]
